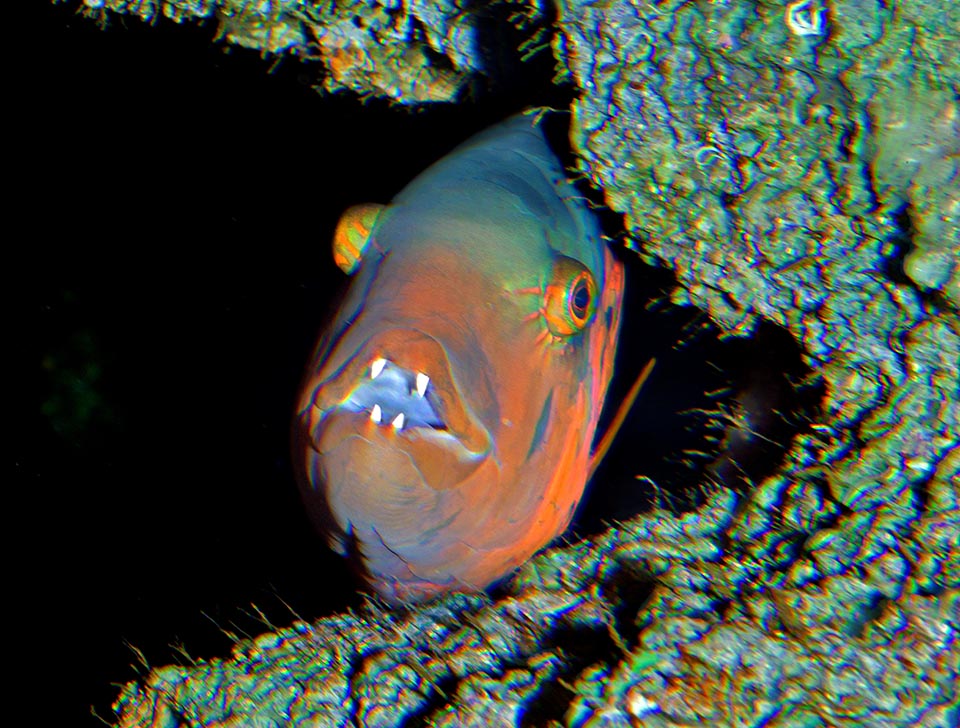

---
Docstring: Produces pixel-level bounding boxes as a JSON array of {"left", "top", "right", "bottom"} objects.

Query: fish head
[{"left": 293, "top": 115, "right": 624, "bottom": 603}]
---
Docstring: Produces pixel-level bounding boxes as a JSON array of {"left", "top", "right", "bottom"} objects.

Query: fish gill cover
[{"left": 51, "top": 0, "right": 958, "bottom": 726}]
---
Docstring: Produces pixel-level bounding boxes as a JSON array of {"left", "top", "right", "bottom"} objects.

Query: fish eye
[{"left": 543, "top": 256, "right": 597, "bottom": 337}]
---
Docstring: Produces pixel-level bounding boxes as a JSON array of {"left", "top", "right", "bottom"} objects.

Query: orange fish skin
[{"left": 293, "top": 114, "right": 624, "bottom": 603}]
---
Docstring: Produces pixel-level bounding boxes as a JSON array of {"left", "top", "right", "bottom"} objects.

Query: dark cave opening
[{"left": 571, "top": 246, "right": 825, "bottom": 535}]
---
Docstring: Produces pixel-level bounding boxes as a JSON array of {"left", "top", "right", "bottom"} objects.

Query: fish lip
[{"left": 310, "top": 327, "right": 492, "bottom": 458}]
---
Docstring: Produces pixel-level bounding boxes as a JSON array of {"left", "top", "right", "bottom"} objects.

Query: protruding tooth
[
  {"left": 371, "top": 404, "right": 382, "bottom": 423},
  {"left": 391, "top": 412, "right": 405, "bottom": 430},
  {"left": 370, "top": 357, "right": 387, "bottom": 379},
  {"left": 415, "top": 372, "right": 430, "bottom": 397}
]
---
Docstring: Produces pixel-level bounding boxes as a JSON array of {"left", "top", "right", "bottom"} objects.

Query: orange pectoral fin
[
  {"left": 588, "top": 358, "right": 656, "bottom": 479},
  {"left": 332, "top": 203, "right": 384, "bottom": 274}
]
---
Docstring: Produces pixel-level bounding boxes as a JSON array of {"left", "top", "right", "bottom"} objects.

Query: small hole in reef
[
  {"left": 879, "top": 205, "right": 917, "bottom": 288},
  {"left": 881, "top": 206, "right": 953, "bottom": 311}
]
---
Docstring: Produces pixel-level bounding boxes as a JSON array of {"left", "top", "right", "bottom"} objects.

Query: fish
[{"left": 292, "top": 113, "right": 638, "bottom": 604}]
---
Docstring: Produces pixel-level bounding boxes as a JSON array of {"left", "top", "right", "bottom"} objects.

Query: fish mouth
[
  {"left": 340, "top": 356, "right": 444, "bottom": 431},
  {"left": 308, "top": 328, "right": 492, "bottom": 490}
]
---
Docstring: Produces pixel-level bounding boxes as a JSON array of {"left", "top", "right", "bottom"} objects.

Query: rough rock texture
[
  {"left": 74, "top": 0, "right": 489, "bottom": 102},
  {"left": 84, "top": 0, "right": 960, "bottom": 725}
]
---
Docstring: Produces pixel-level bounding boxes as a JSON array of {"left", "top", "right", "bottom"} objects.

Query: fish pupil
[{"left": 571, "top": 279, "right": 590, "bottom": 319}]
